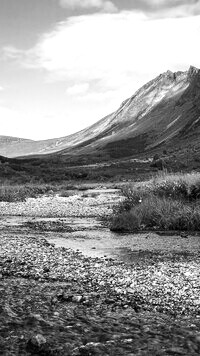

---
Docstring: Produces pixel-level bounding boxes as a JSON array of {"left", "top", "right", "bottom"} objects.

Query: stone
[
  {"left": 26, "top": 334, "right": 47, "bottom": 353},
  {"left": 72, "top": 295, "right": 83, "bottom": 303}
]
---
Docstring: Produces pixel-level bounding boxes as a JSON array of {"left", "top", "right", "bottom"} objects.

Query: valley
[
  {"left": 1, "top": 67, "right": 200, "bottom": 355},
  {"left": 1, "top": 66, "right": 200, "bottom": 161}
]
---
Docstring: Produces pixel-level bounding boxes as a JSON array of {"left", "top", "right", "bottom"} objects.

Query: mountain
[
  {"left": 0, "top": 136, "right": 34, "bottom": 157},
  {"left": 1, "top": 65, "right": 200, "bottom": 159}
]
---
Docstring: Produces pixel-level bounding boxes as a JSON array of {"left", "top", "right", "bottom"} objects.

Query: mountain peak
[
  {"left": 159, "top": 69, "right": 185, "bottom": 83},
  {"left": 159, "top": 69, "right": 175, "bottom": 81},
  {"left": 187, "top": 65, "right": 200, "bottom": 77}
]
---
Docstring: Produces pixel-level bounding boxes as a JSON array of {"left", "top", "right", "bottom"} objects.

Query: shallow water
[
  {"left": 1, "top": 185, "right": 200, "bottom": 265},
  {"left": 1, "top": 213, "right": 200, "bottom": 264},
  {"left": 48, "top": 229, "right": 200, "bottom": 263}
]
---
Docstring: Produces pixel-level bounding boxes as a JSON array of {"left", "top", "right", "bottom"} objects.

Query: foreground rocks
[
  {"left": 0, "top": 231, "right": 200, "bottom": 355},
  {"left": 0, "top": 189, "right": 200, "bottom": 355}
]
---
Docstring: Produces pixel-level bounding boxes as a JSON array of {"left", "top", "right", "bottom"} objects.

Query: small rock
[
  {"left": 105, "top": 298, "right": 115, "bottom": 304},
  {"left": 72, "top": 295, "right": 83, "bottom": 303},
  {"left": 61, "top": 293, "right": 73, "bottom": 302},
  {"left": 115, "top": 288, "right": 123, "bottom": 294},
  {"left": 99, "top": 281, "right": 105, "bottom": 286},
  {"left": 26, "top": 334, "right": 47, "bottom": 353},
  {"left": 126, "top": 287, "right": 135, "bottom": 294},
  {"left": 167, "top": 347, "right": 185, "bottom": 355},
  {"left": 53, "top": 312, "right": 60, "bottom": 317}
]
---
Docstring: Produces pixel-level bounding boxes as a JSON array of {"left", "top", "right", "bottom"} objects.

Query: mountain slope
[{"left": 1, "top": 66, "right": 200, "bottom": 158}]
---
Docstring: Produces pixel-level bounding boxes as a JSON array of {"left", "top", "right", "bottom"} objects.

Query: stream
[
  {"left": 0, "top": 185, "right": 200, "bottom": 264},
  {"left": 46, "top": 221, "right": 200, "bottom": 263},
  {"left": 1, "top": 214, "right": 200, "bottom": 265}
]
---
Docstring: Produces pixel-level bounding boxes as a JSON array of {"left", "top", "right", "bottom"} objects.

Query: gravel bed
[
  {"left": 1, "top": 232, "right": 200, "bottom": 355},
  {"left": 0, "top": 190, "right": 200, "bottom": 355},
  {"left": 0, "top": 194, "right": 120, "bottom": 218}
]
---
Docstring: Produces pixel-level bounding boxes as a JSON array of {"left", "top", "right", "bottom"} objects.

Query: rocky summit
[{"left": 1, "top": 66, "right": 200, "bottom": 159}]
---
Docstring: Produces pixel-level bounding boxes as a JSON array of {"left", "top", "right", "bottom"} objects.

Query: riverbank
[{"left": 0, "top": 188, "right": 121, "bottom": 218}]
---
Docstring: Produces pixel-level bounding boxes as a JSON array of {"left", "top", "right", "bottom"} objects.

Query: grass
[
  {"left": 0, "top": 183, "right": 55, "bottom": 202},
  {"left": 0, "top": 181, "right": 100, "bottom": 202},
  {"left": 110, "top": 172, "right": 200, "bottom": 232}
]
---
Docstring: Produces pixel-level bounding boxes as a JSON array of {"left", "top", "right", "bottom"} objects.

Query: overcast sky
[{"left": 0, "top": 0, "right": 200, "bottom": 140}]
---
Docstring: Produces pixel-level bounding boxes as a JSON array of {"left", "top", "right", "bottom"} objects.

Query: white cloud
[
  {"left": 0, "top": 86, "right": 4, "bottom": 91},
  {"left": 3, "top": 11, "right": 200, "bottom": 139},
  {"left": 23, "top": 12, "right": 200, "bottom": 89},
  {"left": 151, "top": 2, "right": 200, "bottom": 18},
  {"left": 2, "top": 46, "right": 24, "bottom": 61},
  {"left": 127, "top": 0, "right": 200, "bottom": 18},
  {"left": 2, "top": 46, "right": 39, "bottom": 69},
  {"left": 66, "top": 82, "right": 90, "bottom": 95},
  {"left": 59, "top": 0, "right": 117, "bottom": 12}
]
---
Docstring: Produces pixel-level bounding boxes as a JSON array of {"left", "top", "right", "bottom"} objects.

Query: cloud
[
  {"left": 152, "top": 0, "right": 200, "bottom": 18},
  {"left": 21, "top": 12, "right": 200, "bottom": 83},
  {"left": 59, "top": 0, "right": 117, "bottom": 12},
  {"left": 2, "top": 46, "right": 38, "bottom": 69},
  {"left": 128, "top": 0, "right": 200, "bottom": 18},
  {"left": 66, "top": 83, "right": 90, "bottom": 95},
  {"left": 0, "top": 86, "right": 4, "bottom": 91},
  {"left": 3, "top": 11, "right": 200, "bottom": 133}
]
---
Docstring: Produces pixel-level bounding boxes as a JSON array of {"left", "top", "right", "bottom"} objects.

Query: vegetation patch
[
  {"left": 110, "top": 172, "right": 200, "bottom": 232},
  {"left": 0, "top": 184, "right": 54, "bottom": 202}
]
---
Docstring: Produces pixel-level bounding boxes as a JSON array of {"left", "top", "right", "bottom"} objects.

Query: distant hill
[{"left": 1, "top": 65, "right": 200, "bottom": 159}]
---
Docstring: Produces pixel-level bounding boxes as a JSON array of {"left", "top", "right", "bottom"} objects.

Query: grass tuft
[
  {"left": 0, "top": 184, "right": 54, "bottom": 202},
  {"left": 110, "top": 172, "right": 200, "bottom": 232}
]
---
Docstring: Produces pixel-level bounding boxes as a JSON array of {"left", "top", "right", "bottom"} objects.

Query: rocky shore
[
  {"left": 0, "top": 190, "right": 121, "bottom": 218},
  {"left": 0, "top": 190, "right": 200, "bottom": 355}
]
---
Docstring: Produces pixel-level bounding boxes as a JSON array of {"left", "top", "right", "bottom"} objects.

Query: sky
[{"left": 0, "top": 0, "right": 200, "bottom": 140}]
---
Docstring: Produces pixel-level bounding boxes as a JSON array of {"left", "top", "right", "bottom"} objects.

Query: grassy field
[{"left": 110, "top": 172, "right": 200, "bottom": 232}]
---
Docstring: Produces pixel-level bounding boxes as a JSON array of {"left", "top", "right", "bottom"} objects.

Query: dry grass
[
  {"left": 110, "top": 172, "right": 200, "bottom": 232},
  {"left": 0, "top": 184, "right": 54, "bottom": 202}
]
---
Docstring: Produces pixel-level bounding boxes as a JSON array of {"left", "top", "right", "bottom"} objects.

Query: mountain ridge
[{"left": 1, "top": 65, "right": 200, "bottom": 159}]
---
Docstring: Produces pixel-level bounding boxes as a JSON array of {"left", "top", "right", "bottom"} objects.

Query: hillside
[{"left": 1, "top": 65, "right": 200, "bottom": 159}]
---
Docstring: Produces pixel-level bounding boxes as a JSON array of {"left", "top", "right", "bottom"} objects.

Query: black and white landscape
[
  {"left": 1, "top": 1, "right": 200, "bottom": 356},
  {"left": 1, "top": 65, "right": 200, "bottom": 159}
]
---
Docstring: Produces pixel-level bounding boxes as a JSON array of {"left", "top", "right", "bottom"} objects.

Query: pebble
[
  {"left": 72, "top": 295, "right": 83, "bottom": 303},
  {"left": 26, "top": 334, "right": 47, "bottom": 353}
]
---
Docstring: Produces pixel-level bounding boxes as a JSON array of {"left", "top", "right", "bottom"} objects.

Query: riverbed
[{"left": 1, "top": 187, "right": 200, "bottom": 355}]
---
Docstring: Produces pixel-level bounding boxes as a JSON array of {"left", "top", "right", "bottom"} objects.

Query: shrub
[
  {"left": 0, "top": 183, "right": 55, "bottom": 202},
  {"left": 59, "top": 190, "right": 76, "bottom": 197},
  {"left": 150, "top": 172, "right": 200, "bottom": 201},
  {"left": 150, "top": 158, "right": 165, "bottom": 170},
  {"left": 0, "top": 185, "right": 27, "bottom": 202},
  {"left": 110, "top": 172, "right": 200, "bottom": 232},
  {"left": 120, "top": 172, "right": 200, "bottom": 204},
  {"left": 153, "top": 153, "right": 160, "bottom": 161},
  {"left": 110, "top": 195, "right": 200, "bottom": 232}
]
